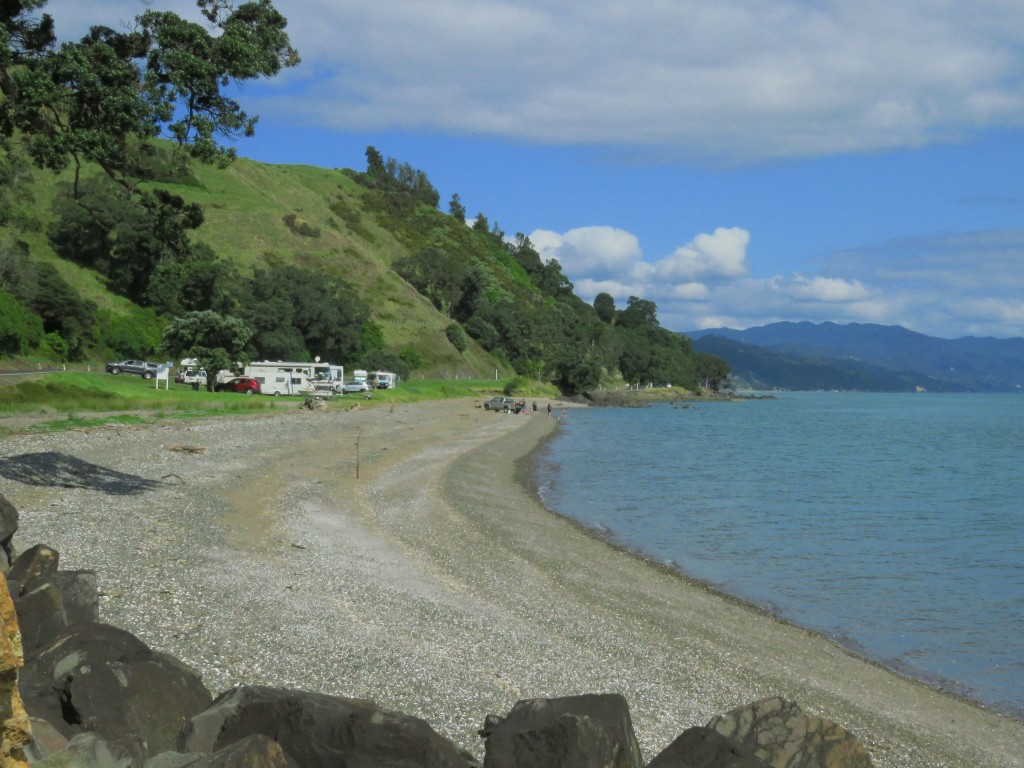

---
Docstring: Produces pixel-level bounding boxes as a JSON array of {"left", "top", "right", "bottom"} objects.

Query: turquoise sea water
[{"left": 533, "top": 392, "right": 1024, "bottom": 717}]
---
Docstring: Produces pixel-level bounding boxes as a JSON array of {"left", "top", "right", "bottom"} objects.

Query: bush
[
  {"left": 0, "top": 290, "right": 44, "bottom": 355},
  {"left": 502, "top": 376, "right": 527, "bottom": 396},
  {"left": 282, "top": 213, "right": 321, "bottom": 238},
  {"left": 445, "top": 322, "right": 468, "bottom": 353}
]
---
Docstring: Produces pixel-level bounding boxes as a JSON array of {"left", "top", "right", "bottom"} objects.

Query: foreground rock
[
  {"left": 647, "top": 727, "right": 769, "bottom": 768},
  {"left": 0, "top": 574, "right": 30, "bottom": 768},
  {"left": 706, "top": 697, "right": 874, "bottom": 768},
  {"left": 19, "top": 622, "right": 212, "bottom": 756},
  {"left": 480, "top": 693, "right": 644, "bottom": 768},
  {"left": 179, "top": 685, "right": 475, "bottom": 768}
]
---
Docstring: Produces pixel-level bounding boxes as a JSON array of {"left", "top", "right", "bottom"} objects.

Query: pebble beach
[{"left": 2, "top": 399, "right": 1023, "bottom": 766}]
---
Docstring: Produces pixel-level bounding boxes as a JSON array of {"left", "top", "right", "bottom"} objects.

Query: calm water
[{"left": 534, "top": 392, "right": 1024, "bottom": 717}]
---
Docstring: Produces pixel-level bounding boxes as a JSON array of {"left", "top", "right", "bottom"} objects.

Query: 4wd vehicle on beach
[
  {"left": 106, "top": 360, "right": 159, "bottom": 379},
  {"left": 484, "top": 396, "right": 516, "bottom": 412}
]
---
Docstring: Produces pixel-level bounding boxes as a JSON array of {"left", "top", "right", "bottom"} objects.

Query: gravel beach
[{"left": 2, "top": 399, "right": 1022, "bottom": 767}]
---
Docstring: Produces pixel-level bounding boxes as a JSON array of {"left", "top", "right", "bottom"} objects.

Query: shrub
[
  {"left": 0, "top": 290, "right": 44, "bottom": 355},
  {"left": 445, "top": 322, "right": 468, "bottom": 353}
]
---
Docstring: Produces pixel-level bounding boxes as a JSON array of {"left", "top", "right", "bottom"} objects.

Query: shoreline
[
  {"left": 4, "top": 400, "right": 1024, "bottom": 766},
  {"left": 520, "top": 426, "right": 1015, "bottom": 724}
]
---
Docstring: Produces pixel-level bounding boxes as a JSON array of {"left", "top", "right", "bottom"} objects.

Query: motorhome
[
  {"left": 367, "top": 370, "right": 398, "bottom": 389},
  {"left": 243, "top": 360, "right": 344, "bottom": 396}
]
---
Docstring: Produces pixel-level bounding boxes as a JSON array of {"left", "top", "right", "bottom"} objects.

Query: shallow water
[{"left": 535, "top": 392, "right": 1024, "bottom": 717}]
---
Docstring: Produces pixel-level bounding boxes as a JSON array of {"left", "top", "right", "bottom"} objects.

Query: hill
[
  {"left": 688, "top": 322, "right": 1024, "bottom": 392},
  {"left": 2, "top": 143, "right": 724, "bottom": 395}
]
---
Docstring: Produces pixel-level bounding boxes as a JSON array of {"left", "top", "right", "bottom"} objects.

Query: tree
[
  {"left": 617, "top": 296, "right": 660, "bottom": 329},
  {"left": 240, "top": 264, "right": 374, "bottom": 364},
  {"left": 0, "top": 289, "right": 43, "bottom": 355},
  {"left": 445, "top": 322, "right": 467, "bottom": 353},
  {"left": 160, "top": 310, "right": 252, "bottom": 391},
  {"left": 695, "top": 351, "right": 731, "bottom": 392},
  {"left": 3, "top": 0, "right": 299, "bottom": 194},
  {"left": 448, "top": 193, "right": 466, "bottom": 222},
  {"left": 594, "top": 292, "right": 616, "bottom": 323},
  {"left": 365, "top": 146, "right": 386, "bottom": 179}
]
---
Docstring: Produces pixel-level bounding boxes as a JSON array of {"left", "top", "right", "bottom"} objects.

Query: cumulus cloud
[
  {"left": 532, "top": 221, "right": 1024, "bottom": 338},
  {"left": 528, "top": 226, "right": 643, "bottom": 279},
  {"left": 45, "top": 0, "right": 1024, "bottom": 161},
  {"left": 654, "top": 227, "right": 750, "bottom": 282}
]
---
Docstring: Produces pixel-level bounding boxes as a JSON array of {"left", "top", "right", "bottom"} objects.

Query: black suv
[{"left": 106, "top": 359, "right": 159, "bottom": 379}]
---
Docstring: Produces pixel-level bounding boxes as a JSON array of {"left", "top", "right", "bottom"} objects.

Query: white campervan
[{"left": 244, "top": 361, "right": 315, "bottom": 396}]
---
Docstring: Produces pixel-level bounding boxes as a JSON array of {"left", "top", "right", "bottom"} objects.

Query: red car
[{"left": 214, "top": 376, "right": 261, "bottom": 395}]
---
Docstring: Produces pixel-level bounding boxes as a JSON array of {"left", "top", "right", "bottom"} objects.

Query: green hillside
[
  {"left": 1, "top": 0, "right": 727, "bottom": 395},
  {"left": 4, "top": 152, "right": 502, "bottom": 378},
  {"left": 4, "top": 139, "right": 738, "bottom": 395}
]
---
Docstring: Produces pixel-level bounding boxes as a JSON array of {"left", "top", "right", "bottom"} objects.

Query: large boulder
[
  {"left": 179, "top": 734, "right": 301, "bottom": 768},
  {"left": 481, "top": 693, "right": 644, "bottom": 768},
  {"left": 179, "top": 685, "right": 474, "bottom": 768},
  {"left": 0, "top": 574, "right": 31, "bottom": 768},
  {"left": 11, "top": 583, "right": 67, "bottom": 658},
  {"left": 19, "top": 622, "right": 212, "bottom": 757},
  {"left": 25, "top": 731, "right": 140, "bottom": 768},
  {"left": 6, "top": 544, "right": 59, "bottom": 595},
  {"left": 647, "top": 726, "right": 769, "bottom": 768},
  {"left": 706, "top": 698, "right": 874, "bottom": 768},
  {"left": 0, "top": 495, "right": 17, "bottom": 569},
  {"left": 52, "top": 571, "right": 100, "bottom": 626}
]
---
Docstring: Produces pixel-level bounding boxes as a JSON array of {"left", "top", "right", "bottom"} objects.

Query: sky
[{"left": 43, "top": 0, "right": 1024, "bottom": 339}]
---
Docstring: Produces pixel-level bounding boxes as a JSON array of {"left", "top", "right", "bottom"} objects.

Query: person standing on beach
[
  {"left": 547, "top": 402, "right": 552, "bottom": 417},
  {"left": 532, "top": 401, "right": 537, "bottom": 413}
]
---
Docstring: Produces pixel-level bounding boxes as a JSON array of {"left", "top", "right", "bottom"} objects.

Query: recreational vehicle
[
  {"left": 243, "top": 360, "right": 344, "bottom": 396},
  {"left": 367, "top": 370, "right": 398, "bottom": 389}
]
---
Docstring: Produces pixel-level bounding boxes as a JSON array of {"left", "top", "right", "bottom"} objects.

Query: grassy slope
[{"left": 11, "top": 152, "right": 512, "bottom": 378}]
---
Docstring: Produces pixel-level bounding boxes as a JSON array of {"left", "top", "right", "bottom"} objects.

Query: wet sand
[{"left": 4, "top": 399, "right": 1023, "bottom": 766}]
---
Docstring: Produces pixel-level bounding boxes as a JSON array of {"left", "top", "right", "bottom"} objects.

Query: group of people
[{"left": 517, "top": 400, "right": 566, "bottom": 419}]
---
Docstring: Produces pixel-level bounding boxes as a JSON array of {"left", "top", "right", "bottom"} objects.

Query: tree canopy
[{"left": 2, "top": 0, "right": 299, "bottom": 193}]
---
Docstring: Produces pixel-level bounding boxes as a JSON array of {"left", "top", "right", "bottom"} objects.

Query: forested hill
[
  {"left": 1, "top": 1, "right": 728, "bottom": 394},
  {"left": 689, "top": 322, "right": 1024, "bottom": 392},
  {"left": 1, "top": 143, "right": 734, "bottom": 393}
]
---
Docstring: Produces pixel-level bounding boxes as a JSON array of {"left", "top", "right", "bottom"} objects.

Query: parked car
[
  {"left": 214, "top": 376, "right": 261, "bottom": 394},
  {"left": 174, "top": 368, "right": 207, "bottom": 385},
  {"left": 106, "top": 360, "right": 159, "bottom": 379},
  {"left": 342, "top": 380, "right": 371, "bottom": 393},
  {"left": 484, "top": 396, "right": 516, "bottom": 412}
]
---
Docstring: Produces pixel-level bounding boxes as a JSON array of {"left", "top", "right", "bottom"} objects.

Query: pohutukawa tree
[{"left": 1, "top": 0, "right": 299, "bottom": 196}]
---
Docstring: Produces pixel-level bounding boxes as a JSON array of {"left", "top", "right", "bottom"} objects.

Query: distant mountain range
[{"left": 686, "top": 321, "right": 1024, "bottom": 392}]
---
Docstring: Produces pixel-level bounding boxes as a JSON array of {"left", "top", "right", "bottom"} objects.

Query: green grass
[{"left": 0, "top": 371, "right": 560, "bottom": 435}]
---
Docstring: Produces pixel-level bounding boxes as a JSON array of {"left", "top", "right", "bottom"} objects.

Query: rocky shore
[{"left": 1, "top": 400, "right": 1023, "bottom": 766}]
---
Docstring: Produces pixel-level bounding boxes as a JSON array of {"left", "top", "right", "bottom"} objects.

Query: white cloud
[
  {"left": 529, "top": 226, "right": 642, "bottom": 279},
  {"left": 533, "top": 221, "right": 1024, "bottom": 338},
  {"left": 780, "top": 275, "right": 871, "bottom": 303},
  {"left": 254, "top": 0, "right": 1024, "bottom": 162},
  {"left": 44, "top": 0, "right": 1024, "bottom": 161},
  {"left": 654, "top": 227, "right": 750, "bottom": 282}
]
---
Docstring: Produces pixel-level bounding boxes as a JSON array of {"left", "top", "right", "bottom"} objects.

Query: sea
[{"left": 532, "top": 391, "right": 1024, "bottom": 718}]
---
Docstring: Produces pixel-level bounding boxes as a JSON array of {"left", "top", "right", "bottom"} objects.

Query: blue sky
[{"left": 46, "top": 0, "right": 1024, "bottom": 339}]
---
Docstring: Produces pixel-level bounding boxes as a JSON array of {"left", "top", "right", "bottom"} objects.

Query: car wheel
[
  {"left": 143, "top": 371, "right": 154, "bottom": 380},
  {"left": 273, "top": 392, "right": 280, "bottom": 397},
  {"left": 245, "top": 388, "right": 255, "bottom": 394},
  {"left": 109, "top": 367, "right": 120, "bottom": 375}
]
